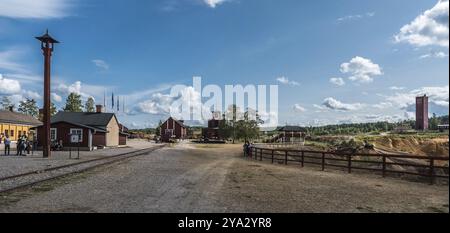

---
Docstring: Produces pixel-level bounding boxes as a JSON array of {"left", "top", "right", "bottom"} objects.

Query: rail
[{"left": 246, "top": 145, "right": 449, "bottom": 184}]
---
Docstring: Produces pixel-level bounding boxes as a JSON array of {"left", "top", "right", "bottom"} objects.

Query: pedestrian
[
  {"left": 243, "top": 141, "right": 249, "bottom": 157},
  {"left": 26, "top": 141, "right": 32, "bottom": 155},
  {"left": 16, "top": 137, "right": 22, "bottom": 156},
  {"left": 4, "top": 135, "right": 11, "bottom": 156},
  {"left": 248, "top": 142, "right": 254, "bottom": 158}
]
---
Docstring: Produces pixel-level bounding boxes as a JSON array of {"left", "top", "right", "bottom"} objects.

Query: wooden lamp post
[{"left": 36, "top": 30, "right": 59, "bottom": 158}]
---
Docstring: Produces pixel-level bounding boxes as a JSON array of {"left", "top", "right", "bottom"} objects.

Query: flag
[{"left": 112, "top": 92, "right": 114, "bottom": 110}]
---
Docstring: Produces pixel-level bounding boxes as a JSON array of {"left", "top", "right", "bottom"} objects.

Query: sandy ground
[{"left": 0, "top": 142, "right": 448, "bottom": 213}]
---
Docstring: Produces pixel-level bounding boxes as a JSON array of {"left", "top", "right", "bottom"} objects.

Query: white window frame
[
  {"left": 50, "top": 128, "right": 57, "bottom": 141},
  {"left": 70, "top": 128, "right": 83, "bottom": 143}
]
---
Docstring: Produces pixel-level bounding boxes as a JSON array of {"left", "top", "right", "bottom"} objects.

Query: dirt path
[{"left": 0, "top": 143, "right": 448, "bottom": 213}]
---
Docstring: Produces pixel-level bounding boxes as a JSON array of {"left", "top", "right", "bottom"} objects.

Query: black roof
[
  {"left": 51, "top": 112, "right": 117, "bottom": 129},
  {"left": 0, "top": 110, "right": 42, "bottom": 126}
]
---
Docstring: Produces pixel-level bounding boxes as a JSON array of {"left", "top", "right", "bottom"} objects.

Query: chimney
[{"left": 96, "top": 105, "right": 103, "bottom": 113}]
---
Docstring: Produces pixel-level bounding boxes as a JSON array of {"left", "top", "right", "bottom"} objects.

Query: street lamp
[{"left": 36, "top": 29, "right": 59, "bottom": 158}]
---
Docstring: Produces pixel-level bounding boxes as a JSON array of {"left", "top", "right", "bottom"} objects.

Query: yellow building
[{"left": 0, "top": 110, "right": 42, "bottom": 141}]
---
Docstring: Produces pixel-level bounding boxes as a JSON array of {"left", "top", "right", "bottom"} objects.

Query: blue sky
[{"left": 0, "top": 0, "right": 448, "bottom": 128}]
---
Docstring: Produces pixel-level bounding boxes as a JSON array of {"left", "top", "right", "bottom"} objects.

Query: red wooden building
[
  {"left": 160, "top": 117, "right": 187, "bottom": 142},
  {"left": 35, "top": 106, "right": 126, "bottom": 150}
]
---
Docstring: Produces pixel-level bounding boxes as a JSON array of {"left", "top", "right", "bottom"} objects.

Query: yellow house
[{"left": 0, "top": 110, "right": 42, "bottom": 141}]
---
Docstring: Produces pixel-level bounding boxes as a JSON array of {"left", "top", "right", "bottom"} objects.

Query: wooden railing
[{"left": 246, "top": 145, "right": 449, "bottom": 184}]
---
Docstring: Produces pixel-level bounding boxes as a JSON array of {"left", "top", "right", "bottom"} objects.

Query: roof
[
  {"left": 277, "top": 126, "right": 305, "bottom": 132},
  {"left": 47, "top": 120, "right": 107, "bottom": 133},
  {"left": 51, "top": 112, "right": 116, "bottom": 128},
  {"left": 164, "top": 117, "right": 187, "bottom": 128},
  {"left": 0, "top": 110, "right": 42, "bottom": 126}
]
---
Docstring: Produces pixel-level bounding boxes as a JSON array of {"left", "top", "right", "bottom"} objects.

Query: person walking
[
  {"left": 16, "top": 137, "right": 22, "bottom": 156},
  {"left": 4, "top": 135, "right": 11, "bottom": 156}
]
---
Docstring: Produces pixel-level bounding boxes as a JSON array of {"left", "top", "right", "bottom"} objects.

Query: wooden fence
[{"left": 247, "top": 145, "right": 449, "bottom": 184}]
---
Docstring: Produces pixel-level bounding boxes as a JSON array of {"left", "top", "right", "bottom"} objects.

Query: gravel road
[{"left": 0, "top": 143, "right": 448, "bottom": 213}]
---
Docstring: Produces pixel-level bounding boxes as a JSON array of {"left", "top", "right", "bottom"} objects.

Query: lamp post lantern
[{"left": 36, "top": 30, "right": 59, "bottom": 158}]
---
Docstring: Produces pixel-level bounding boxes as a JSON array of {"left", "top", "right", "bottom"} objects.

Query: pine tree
[
  {"left": 63, "top": 93, "right": 83, "bottom": 112},
  {"left": 1, "top": 96, "right": 14, "bottom": 110},
  {"left": 85, "top": 97, "right": 95, "bottom": 112},
  {"left": 18, "top": 98, "right": 39, "bottom": 118}
]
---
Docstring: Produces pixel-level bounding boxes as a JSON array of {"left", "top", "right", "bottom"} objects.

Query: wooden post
[
  {"left": 347, "top": 154, "right": 352, "bottom": 173},
  {"left": 382, "top": 155, "right": 386, "bottom": 177},
  {"left": 429, "top": 158, "right": 435, "bottom": 185},
  {"left": 285, "top": 151, "right": 288, "bottom": 165},
  {"left": 321, "top": 152, "right": 325, "bottom": 171},
  {"left": 260, "top": 149, "right": 263, "bottom": 161},
  {"left": 271, "top": 150, "right": 274, "bottom": 164},
  {"left": 301, "top": 151, "right": 304, "bottom": 167}
]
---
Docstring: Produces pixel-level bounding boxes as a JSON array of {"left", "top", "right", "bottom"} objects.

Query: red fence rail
[{"left": 247, "top": 145, "right": 449, "bottom": 184}]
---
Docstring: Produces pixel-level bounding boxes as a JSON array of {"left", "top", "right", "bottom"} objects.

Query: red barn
[{"left": 160, "top": 117, "right": 187, "bottom": 142}]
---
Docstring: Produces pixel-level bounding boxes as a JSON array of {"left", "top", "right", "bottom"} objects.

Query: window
[
  {"left": 4, "top": 130, "right": 8, "bottom": 137},
  {"left": 50, "top": 128, "right": 57, "bottom": 141},
  {"left": 10, "top": 130, "right": 14, "bottom": 137},
  {"left": 165, "top": 129, "right": 174, "bottom": 136},
  {"left": 70, "top": 128, "right": 83, "bottom": 142}
]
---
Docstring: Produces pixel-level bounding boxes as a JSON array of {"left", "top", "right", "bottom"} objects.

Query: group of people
[
  {"left": 243, "top": 141, "right": 254, "bottom": 158},
  {"left": 1, "top": 134, "right": 33, "bottom": 156}
]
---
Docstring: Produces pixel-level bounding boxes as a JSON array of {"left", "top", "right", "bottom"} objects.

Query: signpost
[{"left": 69, "top": 133, "right": 81, "bottom": 160}]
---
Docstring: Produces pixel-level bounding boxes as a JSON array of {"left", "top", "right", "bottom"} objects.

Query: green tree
[
  {"left": 84, "top": 97, "right": 95, "bottom": 112},
  {"left": 1, "top": 96, "right": 14, "bottom": 110},
  {"left": 429, "top": 113, "right": 439, "bottom": 130},
  {"left": 18, "top": 98, "right": 39, "bottom": 118},
  {"left": 155, "top": 120, "right": 163, "bottom": 136},
  {"left": 232, "top": 109, "right": 262, "bottom": 142},
  {"left": 63, "top": 92, "right": 83, "bottom": 112},
  {"left": 50, "top": 102, "right": 58, "bottom": 116}
]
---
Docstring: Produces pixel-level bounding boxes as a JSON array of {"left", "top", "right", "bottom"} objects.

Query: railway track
[{"left": 0, "top": 145, "right": 166, "bottom": 194}]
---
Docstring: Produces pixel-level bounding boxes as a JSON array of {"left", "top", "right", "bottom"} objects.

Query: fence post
[
  {"left": 321, "top": 153, "right": 325, "bottom": 171},
  {"left": 382, "top": 155, "right": 386, "bottom": 178},
  {"left": 301, "top": 151, "right": 304, "bottom": 168},
  {"left": 271, "top": 150, "right": 274, "bottom": 164},
  {"left": 347, "top": 154, "right": 352, "bottom": 173},
  {"left": 260, "top": 149, "right": 263, "bottom": 161},
  {"left": 285, "top": 151, "right": 288, "bottom": 165},
  {"left": 429, "top": 158, "right": 435, "bottom": 185}
]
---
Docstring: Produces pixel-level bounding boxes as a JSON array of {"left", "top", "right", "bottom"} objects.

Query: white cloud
[
  {"left": 0, "top": 48, "right": 27, "bottom": 73},
  {"left": 382, "top": 85, "right": 449, "bottom": 115},
  {"left": 340, "top": 56, "right": 383, "bottom": 83},
  {"left": 51, "top": 93, "right": 62, "bottom": 102},
  {"left": 322, "top": 97, "right": 364, "bottom": 111},
  {"left": 293, "top": 104, "right": 307, "bottom": 112},
  {"left": 135, "top": 86, "right": 208, "bottom": 120},
  {"left": 395, "top": 0, "right": 449, "bottom": 48},
  {"left": 276, "top": 76, "right": 300, "bottom": 86},
  {"left": 23, "top": 90, "right": 41, "bottom": 100},
  {"left": 329, "top": 77, "right": 345, "bottom": 86},
  {"left": 419, "top": 51, "right": 449, "bottom": 59},
  {"left": 203, "top": 0, "right": 228, "bottom": 8},
  {"left": 92, "top": 59, "right": 109, "bottom": 71},
  {"left": 373, "top": 102, "right": 393, "bottom": 109},
  {"left": 0, "top": 0, "right": 73, "bottom": 19},
  {"left": 0, "top": 74, "right": 21, "bottom": 94},
  {"left": 389, "top": 86, "right": 406, "bottom": 91},
  {"left": 337, "top": 12, "right": 375, "bottom": 22}
]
